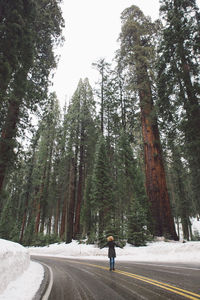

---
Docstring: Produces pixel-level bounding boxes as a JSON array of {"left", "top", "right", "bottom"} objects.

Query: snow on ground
[
  {"left": 28, "top": 239, "right": 200, "bottom": 263},
  {"left": 0, "top": 218, "right": 200, "bottom": 299},
  {"left": 0, "top": 239, "right": 44, "bottom": 300}
]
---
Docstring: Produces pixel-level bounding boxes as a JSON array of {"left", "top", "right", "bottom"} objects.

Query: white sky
[{"left": 52, "top": 0, "right": 200, "bottom": 107}]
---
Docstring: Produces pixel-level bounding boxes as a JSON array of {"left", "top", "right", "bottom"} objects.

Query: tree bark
[
  {"left": 137, "top": 64, "right": 178, "bottom": 239},
  {"left": 74, "top": 129, "right": 85, "bottom": 238},
  {"left": 66, "top": 156, "right": 77, "bottom": 243},
  {"left": 60, "top": 195, "right": 67, "bottom": 239}
]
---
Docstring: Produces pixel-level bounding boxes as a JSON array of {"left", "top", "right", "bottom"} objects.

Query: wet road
[{"left": 32, "top": 256, "right": 200, "bottom": 300}]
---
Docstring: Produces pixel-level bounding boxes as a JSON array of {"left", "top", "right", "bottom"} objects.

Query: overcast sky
[{"left": 52, "top": 0, "right": 200, "bottom": 107}]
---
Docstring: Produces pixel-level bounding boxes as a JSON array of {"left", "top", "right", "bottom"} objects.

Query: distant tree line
[{"left": 0, "top": 0, "right": 199, "bottom": 246}]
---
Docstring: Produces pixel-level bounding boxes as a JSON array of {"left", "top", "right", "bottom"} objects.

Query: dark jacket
[{"left": 107, "top": 241, "right": 116, "bottom": 258}]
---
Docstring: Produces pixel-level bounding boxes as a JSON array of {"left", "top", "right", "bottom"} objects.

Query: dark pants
[{"left": 109, "top": 257, "right": 115, "bottom": 270}]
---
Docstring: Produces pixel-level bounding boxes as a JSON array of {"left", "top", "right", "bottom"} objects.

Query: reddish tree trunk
[{"left": 138, "top": 66, "right": 178, "bottom": 240}]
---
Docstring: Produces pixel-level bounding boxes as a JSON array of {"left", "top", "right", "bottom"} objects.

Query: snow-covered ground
[
  {"left": 29, "top": 239, "right": 200, "bottom": 263},
  {"left": 0, "top": 239, "right": 43, "bottom": 300},
  {"left": 0, "top": 218, "right": 200, "bottom": 300}
]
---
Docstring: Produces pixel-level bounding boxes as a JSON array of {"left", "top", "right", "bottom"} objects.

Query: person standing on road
[{"left": 102, "top": 236, "right": 119, "bottom": 271}]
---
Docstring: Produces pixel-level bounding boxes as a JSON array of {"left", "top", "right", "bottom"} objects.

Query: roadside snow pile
[
  {"left": 0, "top": 239, "right": 44, "bottom": 299},
  {"left": 0, "top": 239, "right": 30, "bottom": 294},
  {"left": 29, "top": 240, "right": 101, "bottom": 257},
  {"left": 191, "top": 218, "right": 200, "bottom": 234},
  {"left": 118, "top": 241, "right": 200, "bottom": 262},
  {"left": 28, "top": 239, "right": 200, "bottom": 263}
]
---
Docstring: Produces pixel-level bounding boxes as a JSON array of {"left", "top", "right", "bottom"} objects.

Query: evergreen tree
[
  {"left": 64, "top": 78, "right": 97, "bottom": 242},
  {"left": 119, "top": 5, "right": 178, "bottom": 239},
  {"left": 90, "top": 136, "right": 114, "bottom": 241},
  {"left": 0, "top": 0, "right": 64, "bottom": 199},
  {"left": 157, "top": 0, "right": 200, "bottom": 212}
]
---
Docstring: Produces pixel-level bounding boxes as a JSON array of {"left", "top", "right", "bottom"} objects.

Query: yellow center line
[
  {"left": 114, "top": 270, "right": 200, "bottom": 300},
  {"left": 64, "top": 259, "right": 200, "bottom": 300}
]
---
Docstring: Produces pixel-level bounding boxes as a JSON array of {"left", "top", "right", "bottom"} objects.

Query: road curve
[{"left": 32, "top": 256, "right": 200, "bottom": 300}]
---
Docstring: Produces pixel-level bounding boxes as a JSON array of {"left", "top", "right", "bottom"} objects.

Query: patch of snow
[
  {"left": 28, "top": 239, "right": 200, "bottom": 263},
  {"left": 0, "top": 239, "right": 44, "bottom": 300},
  {"left": 0, "top": 261, "right": 44, "bottom": 300},
  {"left": 1, "top": 218, "right": 200, "bottom": 299},
  {"left": 0, "top": 239, "right": 30, "bottom": 294}
]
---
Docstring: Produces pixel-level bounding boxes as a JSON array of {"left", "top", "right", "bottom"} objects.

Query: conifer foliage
[{"left": 0, "top": 0, "right": 199, "bottom": 246}]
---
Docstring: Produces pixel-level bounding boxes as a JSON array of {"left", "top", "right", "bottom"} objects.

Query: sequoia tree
[
  {"left": 0, "top": 0, "right": 64, "bottom": 200},
  {"left": 119, "top": 5, "right": 178, "bottom": 239}
]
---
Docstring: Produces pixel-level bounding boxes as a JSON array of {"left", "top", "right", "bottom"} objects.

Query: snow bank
[
  {"left": 0, "top": 239, "right": 44, "bottom": 300},
  {"left": 28, "top": 239, "right": 200, "bottom": 263},
  {"left": 0, "top": 239, "right": 30, "bottom": 294},
  {"left": 0, "top": 261, "right": 44, "bottom": 300}
]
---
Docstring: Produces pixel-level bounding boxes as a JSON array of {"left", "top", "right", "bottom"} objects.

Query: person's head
[{"left": 107, "top": 236, "right": 114, "bottom": 241}]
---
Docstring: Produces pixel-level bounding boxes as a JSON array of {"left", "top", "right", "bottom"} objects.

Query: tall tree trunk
[
  {"left": 101, "top": 70, "right": 104, "bottom": 135},
  {"left": 74, "top": 139, "right": 84, "bottom": 238},
  {"left": 54, "top": 197, "right": 60, "bottom": 235},
  {"left": 137, "top": 64, "right": 178, "bottom": 239},
  {"left": 66, "top": 156, "right": 77, "bottom": 243},
  {"left": 60, "top": 195, "right": 67, "bottom": 239},
  {"left": 171, "top": 142, "right": 190, "bottom": 240},
  {"left": 0, "top": 68, "right": 28, "bottom": 200},
  {"left": 35, "top": 202, "right": 41, "bottom": 234}
]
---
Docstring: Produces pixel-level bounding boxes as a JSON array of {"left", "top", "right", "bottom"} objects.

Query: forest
[{"left": 0, "top": 0, "right": 200, "bottom": 247}]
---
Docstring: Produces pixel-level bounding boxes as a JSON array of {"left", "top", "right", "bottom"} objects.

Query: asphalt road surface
[{"left": 32, "top": 256, "right": 200, "bottom": 300}]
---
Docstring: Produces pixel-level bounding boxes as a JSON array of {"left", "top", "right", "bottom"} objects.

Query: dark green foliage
[
  {"left": 90, "top": 135, "right": 114, "bottom": 239},
  {"left": 26, "top": 233, "right": 62, "bottom": 247},
  {"left": 127, "top": 197, "right": 151, "bottom": 246},
  {"left": 0, "top": 196, "right": 17, "bottom": 240},
  {"left": 0, "top": 0, "right": 64, "bottom": 198},
  {"left": 1, "top": 1, "right": 200, "bottom": 247},
  {"left": 157, "top": 0, "right": 200, "bottom": 213}
]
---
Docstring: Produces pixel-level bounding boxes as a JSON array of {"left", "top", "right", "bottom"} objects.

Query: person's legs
[
  {"left": 113, "top": 257, "right": 115, "bottom": 270},
  {"left": 110, "top": 257, "right": 115, "bottom": 270},
  {"left": 109, "top": 258, "right": 112, "bottom": 270}
]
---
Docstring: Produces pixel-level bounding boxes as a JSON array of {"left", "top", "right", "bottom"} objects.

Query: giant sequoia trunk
[{"left": 137, "top": 64, "right": 178, "bottom": 239}]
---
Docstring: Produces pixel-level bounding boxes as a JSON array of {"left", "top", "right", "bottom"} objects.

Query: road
[{"left": 32, "top": 256, "right": 200, "bottom": 300}]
